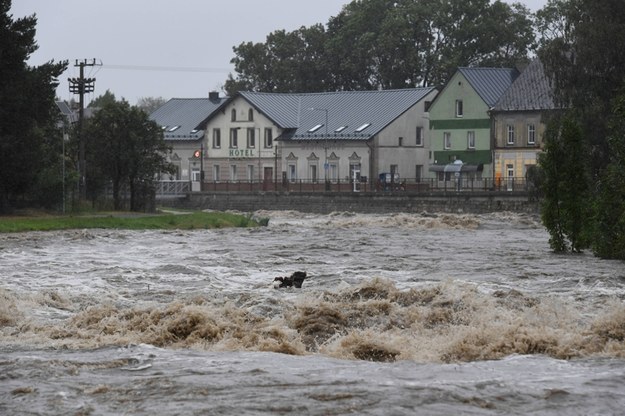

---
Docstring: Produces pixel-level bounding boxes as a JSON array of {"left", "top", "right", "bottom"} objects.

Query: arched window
[
  {"left": 248, "top": 108, "right": 254, "bottom": 121},
  {"left": 231, "top": 108, "right": 236, "bottom": 121}
]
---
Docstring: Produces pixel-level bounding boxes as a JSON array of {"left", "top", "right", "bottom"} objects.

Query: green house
[{"left": 428, "top": 67, "right": 519, "bottom": 181}]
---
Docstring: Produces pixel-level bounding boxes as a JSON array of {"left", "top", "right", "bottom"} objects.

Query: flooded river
[{"left": 1, "top": 211, "right": 624, "bottom": 415}]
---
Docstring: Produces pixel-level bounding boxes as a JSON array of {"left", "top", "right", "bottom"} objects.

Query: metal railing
[{"left": 151, "top": 177, "right": 531, "bottom": 194}]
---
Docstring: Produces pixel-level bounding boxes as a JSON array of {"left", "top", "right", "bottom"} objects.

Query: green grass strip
[{"left": 0, "top": 211, "right": 261, "bottom": 233}]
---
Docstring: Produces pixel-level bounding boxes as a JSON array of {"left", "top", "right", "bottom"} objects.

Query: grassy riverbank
[{"left": 0, "top": 210, "right": 263, "bottom": 233}]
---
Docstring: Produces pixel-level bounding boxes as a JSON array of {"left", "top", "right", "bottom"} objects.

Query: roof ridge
[{"left": 242, "top": 87, "right": 434, "bottom": 97}]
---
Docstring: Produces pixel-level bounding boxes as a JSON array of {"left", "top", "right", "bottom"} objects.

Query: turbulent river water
[{"left": 1, "top": 211, "right": 625, "bottom": 415}]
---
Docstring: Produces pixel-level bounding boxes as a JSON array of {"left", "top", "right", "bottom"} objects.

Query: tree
[
  {"left": 0, "top": 0, "right": 67, "bottom": 212},
  {"left": 225, "top": 0, "right": 536, "bottom": 93},
  {"left": 539, "top": 114, "right": 591, "bottom": 252},
  {"left": 88, "top": 89, "right": 117, "bottom": 109},
  {"left": 537, "top": 0, "right": 625, "bottom": 258},
  {"left": 137, "top": 96, "right": 167, "bottom": 115},
  {"left": 592, "top": 92, "right": 625, "bottom": 259},
  {"left": 83, "top": 99, "right": 174, "bottom": 211}
]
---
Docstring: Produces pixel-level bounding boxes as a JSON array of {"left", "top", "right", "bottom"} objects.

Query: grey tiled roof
[
  {"left": 240, "top": 88, "right": 436, "bottom": 141},
  {"left": 458, "top": 67, "right": 520, "bottom": 107},
  {"left": 492, "top": 59, "right": 557, "bottom": 111},
  {"left": 149, "top": 97, "right": 227, "bottom": 140}
]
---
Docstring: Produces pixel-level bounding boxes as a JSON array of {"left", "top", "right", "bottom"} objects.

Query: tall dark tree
[
  {"left": 0, "top": 0, "right": 67, "bottom": 212},
  {"left": 83, "top": 100, "right": 173, "bottom": 211},
  {"left": 537, "top": 0, "right": 625, "bottom": 258},
  {"left": 539, "top": 114, "right": 591, "bottom": 252}
]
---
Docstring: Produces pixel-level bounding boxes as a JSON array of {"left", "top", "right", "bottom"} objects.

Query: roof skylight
[
  {"left": 308, "top": 124, "right": 323, "bottom": 133},
  {"left": 168, "top": 125, "right": 181, "bottom": 132},
  {"left": 355, "top": 123, "right": 371, "bottom": 132},
  {"left": 335, "top": 126, "right": 348, "bottom": 132}
]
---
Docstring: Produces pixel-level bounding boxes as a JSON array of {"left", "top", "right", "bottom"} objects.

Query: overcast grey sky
[{"left": 10, "top": 0, "right": 547, "bottom": 105}]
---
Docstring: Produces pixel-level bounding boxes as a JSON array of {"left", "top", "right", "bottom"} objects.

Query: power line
[{"left": 101, "top": 64, "right": 232, "bottom": 73}]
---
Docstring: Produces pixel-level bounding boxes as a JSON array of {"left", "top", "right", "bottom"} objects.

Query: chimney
[{"left": 209, "top": 91, "right": 219, "bottom": 101}]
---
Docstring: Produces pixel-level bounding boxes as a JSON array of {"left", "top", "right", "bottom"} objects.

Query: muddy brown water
[{"left": 1, "top": 211, "right": 624, "bottom": 415}]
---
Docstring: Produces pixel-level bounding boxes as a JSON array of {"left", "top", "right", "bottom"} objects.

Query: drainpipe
[{"left": 366, "top": 139, "right": 375, "bottom": 192}]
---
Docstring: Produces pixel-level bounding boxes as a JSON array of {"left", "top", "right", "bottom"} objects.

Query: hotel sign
[{"left": 229, "top": 149, "right": 257, "bottom": 158}]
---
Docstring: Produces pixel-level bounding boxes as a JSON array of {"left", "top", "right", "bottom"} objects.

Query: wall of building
[
  {"left": 492, "top": 111, "right": 545, "bottom": 180},
  {"left": 160, "top": 191, "right": 540, "bottom": 215},
  {"left": 429, "top": 71, "right": 493, "bottom": 177},
  {"left": 375, "top": 89, "right": 437, "bottom": 181},
  {"left": 204, "top": 98, "right": 280, "bottom": 182}
]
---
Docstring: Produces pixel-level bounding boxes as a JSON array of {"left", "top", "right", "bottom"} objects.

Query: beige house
[
  {"left": 490, "top": 59, "right": 557, "bottom": 189},
  {"left": 200, "top": 88, "right": 437, "bottom": 190}
]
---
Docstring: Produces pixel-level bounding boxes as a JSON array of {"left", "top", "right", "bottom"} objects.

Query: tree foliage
[
  {"left": 225, "top": 0, "right": 535, "bottom": 95},
  {"left": 83, "top": 100, "right": 174, "bottom": 211},
  {"left": 137, "top": 96, "right": 168, "bottom": 115},
  {"left": 0, "top": 0, "right": 67, "bottom": 212},
  {"left": 538, "top": 0, "right": 625, "bottom": 258},
  {"left": 539, "top": 114, "right": 591, "bottom": 252}
]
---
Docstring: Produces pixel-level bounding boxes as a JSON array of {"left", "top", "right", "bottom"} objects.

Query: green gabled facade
[{"left": 428, "top": 67, "right": 519, "bottom": 179}]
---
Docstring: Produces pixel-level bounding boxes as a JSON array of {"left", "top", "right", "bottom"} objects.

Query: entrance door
[
  {"left": 263, "top": 167, "right": 273, "bottom": 191},
  {"left": 507, "top": 164, "right": 514, "bottom": 191}
]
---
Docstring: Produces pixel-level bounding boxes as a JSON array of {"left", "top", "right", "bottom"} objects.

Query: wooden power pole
[{"left": 68, "top": 59, "right": 100, "bottom": 200}]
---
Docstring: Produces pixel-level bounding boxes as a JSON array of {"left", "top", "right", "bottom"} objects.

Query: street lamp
[{"left": 309, "top": 108, "right": 329, "bottom": 190}]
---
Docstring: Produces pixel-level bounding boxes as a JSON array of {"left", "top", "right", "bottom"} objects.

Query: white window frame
[
  {"left": 247, "top": 165, "right": 254, "bottom": 181},
  {"left": 213, "top": 128, "right": 221, "bottom": 148},
  {"left": 444, "top": 132, "right": 451, "bottom": 149},
  {"left": 213, "top": 165, "right": 220, "bottom": 181},
  {"left": 527, "top": 124, "right": 536, "bottom": 145},
  {"left": 467, "top": 130, "right": 475, "bottom": 149},
  {"left": 416, "top": 126, "right": 423, "bottom": 147},
  {"left": 247, "top": 128, "right": 255, "bottom": 148},
  {"left": 264, "top": 128, "right": 273, "bottom": 148},
  {"left": 507, "top": 125, "right": 515, "bottom": 145},
  {"left": 230, "top": 128, "right": 238, "bottom": 148},
  {"left": 230, "top": 164, "right": 237, "bottom": 181},
  {"left": 455, "top": 99, "right": 463, "bottom": 117}
]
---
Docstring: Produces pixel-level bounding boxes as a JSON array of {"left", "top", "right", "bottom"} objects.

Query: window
[
  {"left": 467, "top": 131, "right": 475, "bottom": 149},
  {"left": 248, "top": 108, "right": 254, "bottom": 121},
  {"left": 455, "top": 100, "right": 463, "bottom": 117},
  {"left": 229, "top": 128, "right": 238, "bottom": 148},
  {"left": 308, "top": 124, "right": 323, "bottom": 133},
  {"left": 288, "top": 164, "right": 297, "bottom": 182},
  {"left": 213, "top": 165, "right": 220, "bottom": 181},
  {"left": 212, "top": 128, "right": 221, "bottom": 148},
  {"left": 231, "top": 109, "right": 236, "bottom": 121},
  {"left": 247, "top": 165, "right": 254, "bottom": 181},
  {"left": 247, "top": 128, "right": 255, "bottom": 148},
  {"left": 230, "top": 165, "right": 237, "bottom": 181},
  {"left": 398, "top": 137, "right": 403, "bottom": 147},
  {"left": 335, "top": 126, "right": 348, "bottom": 133},
  {"left": 168, "top": 125, "right": 181, "bottom": 132},
  {"left": 416, "top": 127, "right": 423, "bottom": 146},
  {"left": 507, "top": 125, "right": 515, "bottom": 145},
  {"left": 310, "top": 164, "right": 318, "bottom": 183},
  {"left": 329, "top": 163, "right": 338, "bottom": 181},
  {"left": 444, "top": 132, "right": 451, "bottom": 149},
  {"left": 355, "top": 123, "right": 371, "bottom": 132},
  {"left": 264, "top": 128, "right": 273, "bottom": 148},
  {"left": 527, "top": 124, "right": 536, "bottom": 145}
]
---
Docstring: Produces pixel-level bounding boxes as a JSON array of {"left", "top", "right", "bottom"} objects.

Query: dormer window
[
  {"left": 355, "top": 123, "right": 371, "bottom": 132},
  {"left": 308, "top": 124, "right": 323, "bottom": 133}
]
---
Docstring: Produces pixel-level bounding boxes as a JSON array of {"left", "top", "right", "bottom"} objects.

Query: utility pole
[{"left": 68, "top": 59, "right": 100, "bottom": 200}]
